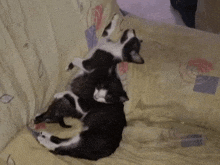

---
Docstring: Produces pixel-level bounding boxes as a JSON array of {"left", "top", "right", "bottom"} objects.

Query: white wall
[{"left": 117, "top": 0, "right": 185, "bottom": 26}]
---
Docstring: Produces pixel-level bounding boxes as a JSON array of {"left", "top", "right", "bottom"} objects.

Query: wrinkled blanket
[{"left": 1, "top": 0, "right": 220, "bottom": 164}]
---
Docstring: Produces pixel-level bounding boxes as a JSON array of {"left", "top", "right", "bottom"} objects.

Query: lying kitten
[
  {"left": 67, "top": 14, "right": 144, "bottom": 72},
  {"left": 67, "top": 14, "right": 144, "bottom": 100},
  {"left": 29, "top": 101, "right": 127, "bottom": 160},
  {"left": 34, "top": 65, "right": 128, "bottom": 128},
  {"left": 29, "top": 66, "right": 128, "bottom": 160}
]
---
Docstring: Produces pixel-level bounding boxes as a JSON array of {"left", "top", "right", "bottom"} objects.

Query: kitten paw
[
  {"left": 72, "top": 58, "right": 83, "bottom": 67},
  {"left": 66, "top": 58, "right": 85, "bottom": 71},
  {"left": 37, "top": 133, "right": 56, "bottom": 150},
  {"left": 39, "top": 131, "right": 52, "bottom": 139},
  {"left": 112, "top": 14, "right": 119, "bottom": 26},
  {"left": 113, "top": 14, "right": 119, "bottom": 20}
]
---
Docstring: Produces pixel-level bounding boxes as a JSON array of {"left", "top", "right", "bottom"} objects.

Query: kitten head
[
  {"left": 93, "top": 67, "right": 129, "bottom": 104},
  {"left": 121, "top": 29, "right": 144, "bottom": 64}
]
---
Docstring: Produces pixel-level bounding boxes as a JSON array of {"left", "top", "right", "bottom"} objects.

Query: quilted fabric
[
  {"left": 0, "top": 0, "right": 119, "bottom": 151},
  {"left": 1, "top": 0, "right": 220, "bottom": 164}
]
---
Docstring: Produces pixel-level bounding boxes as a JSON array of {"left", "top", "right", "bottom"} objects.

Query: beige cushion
[
  {"left": 0, "top": 0, "right": 119, "bottom": 151},
  {"left": 1, "top": 13, "right": 220, "bottom": 164}
]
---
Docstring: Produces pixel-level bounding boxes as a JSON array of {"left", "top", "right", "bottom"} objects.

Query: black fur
[
  {"left": 71, "top": 65, "right": 125, "bottom": 100},
  {"left": 82, "top": 50, "right": 121, "bottom": 71},
  {"left": 50, "top": 101, "right": 126, "bottom": 160},
  {"left": 32, "top": 14, "right": 144, "bottom": 161},
  {"left": 170, "top": 0, "right": 198, "bottom": 28},
  {"left": 34, "top": 66, "right": 128, "bottom": 128},
  {"left": 34, "top": 95, "right": 83, "bottom": 128},
  {"left": 120, "top": 29, "right": 129, "bottom": 44},
  {"left": 122, "top": 37, "right": 144, "bottom": 64}
]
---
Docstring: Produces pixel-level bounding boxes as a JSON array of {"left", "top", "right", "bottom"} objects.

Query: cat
[
  {"left": 65, "top": 13, "right": 144, "bottom": 100},
  {"left": 66, "top": 14, "right": 144, "bottom": 73},
  {"left": 29, "top": 65, "right": 129, "bottom": 160},
  {"left": 28, "top": 99, "right": 127, "bottom": 160},
  {"left": 34, "top": 65, "right": 128, "bottom": 128}
]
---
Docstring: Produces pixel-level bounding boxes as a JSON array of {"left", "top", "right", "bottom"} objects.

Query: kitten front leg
[
  {"left": 102, "top": 14, "right": 119, "bottom": 38},
  {"left": 37, "top": 132, "right": 58, "bottom": 150}
]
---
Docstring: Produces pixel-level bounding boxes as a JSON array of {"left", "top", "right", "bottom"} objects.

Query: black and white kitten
[
  {"left": 34, "top": 65, "right": 128, "bottom": 128},
  {"left": 29, "top": 66, "right": 129, "bottom": 160},
  {"left": 29, "top": 100, "right": 127, "bottom": 160},
  {"left": 67, "top": 14, "right": 144, "bottom": 72}
]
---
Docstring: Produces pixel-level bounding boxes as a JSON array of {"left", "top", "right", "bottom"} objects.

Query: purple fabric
[
  {"left": 193, "top": 75, "right": 219, "bottom": 95},
  {"left": 85, "top": 25, "right": 98, "bottom": 50},
  {"left": 181, "top": 134, "right": 205, "bottom": 147}
]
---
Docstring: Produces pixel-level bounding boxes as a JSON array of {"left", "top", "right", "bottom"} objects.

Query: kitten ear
[
  {"left": 130, "top": 51, "right": 144, "bottom": 64},
  {"left": 120, "top": 95, "right": 129, "bottom": 103}
]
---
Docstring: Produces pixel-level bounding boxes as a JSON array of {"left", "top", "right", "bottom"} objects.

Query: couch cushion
[
  {"left": 0, "top": 0, "right": 119, "bottom": 151},
  {"left": 1, "top": 14, "right": 220, "bottom": 165}
]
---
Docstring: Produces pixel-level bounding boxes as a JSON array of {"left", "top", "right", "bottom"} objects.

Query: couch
[{"left": 0, "top": 0, "right": 220, "bottom": 164}]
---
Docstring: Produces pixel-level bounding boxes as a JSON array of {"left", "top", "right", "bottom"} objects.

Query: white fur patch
[
  {"left": 37, "top": 132, "right": 56, "bottom": 150},
  {"left": 93, "top": 88, "right": 107, "bottom": 103},
  {"left": 41, "top": 131, "right": 52, "bottom": 138},
  {"left": 38, "top": 137, "right": 57, "bottom": 150},
  {"left": 127, "top": 29, "right": 135, "bottom": 39},
  {"left": 37, "top": 132, "right": 80, "bottom": 150},
  {"left": 54, "top": 91, "right": 68, "bottom": 99},
  {"left": 99, "top": 42, "right": 123, "bottom": 59},
  {"left": 68, "top": 58, "right": 95, "bottom": 73},
  {"left": 60, "top": 135, "right": 80, "bottom": 147},
  {"left": 35, "top": 113, "right": 42, "bottom": 117},
  {"left": 82, "top": 126, "right": 89, "bottom": 131}
]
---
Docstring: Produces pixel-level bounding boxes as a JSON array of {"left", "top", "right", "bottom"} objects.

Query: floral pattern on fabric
[
  {"left": 0, "top": 94, "right": 14, "bottom": 104},
  {"left": 179, "top": 58, "right": 214, "bottom": 84}
]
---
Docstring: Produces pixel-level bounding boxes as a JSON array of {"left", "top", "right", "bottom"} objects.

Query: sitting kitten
[{"left": 34, "top": 65, "right": 128, "bottom": 128}]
